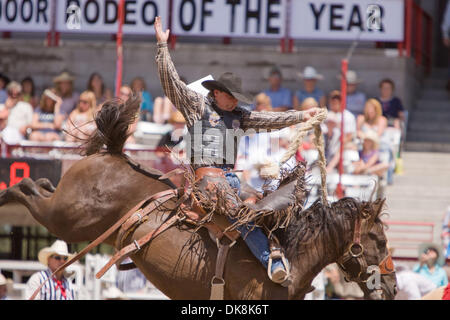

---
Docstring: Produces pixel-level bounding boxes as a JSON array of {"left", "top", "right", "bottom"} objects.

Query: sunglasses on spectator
[
  {"left": 51, "top": 255, "right": 68, "bottom": 261},
  {"left": 79, "top": 100, "right": 89, "bottom": 104}
]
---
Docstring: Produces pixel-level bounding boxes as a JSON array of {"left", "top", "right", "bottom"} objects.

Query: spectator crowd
[{"left": 0, "top": 66, "right": 407, "bottom": 197}]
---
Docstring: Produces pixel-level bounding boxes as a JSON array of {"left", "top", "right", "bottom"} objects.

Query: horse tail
[{"left": 83, "top": 95, "right": 141, "bottom": 156}]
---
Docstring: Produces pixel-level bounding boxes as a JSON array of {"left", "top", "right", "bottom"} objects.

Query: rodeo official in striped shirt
[{"left": 25, "top": 240, "right": 76, "bottom": 300}]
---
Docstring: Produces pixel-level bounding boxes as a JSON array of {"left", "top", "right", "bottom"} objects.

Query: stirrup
[{"left": 267, "top": 248, "right": 290, "bottom": 285}]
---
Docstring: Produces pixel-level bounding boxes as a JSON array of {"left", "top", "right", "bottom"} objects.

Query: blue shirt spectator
[
  {"left": 131, "top": 77, "right": 154, "bottom": 121},
  {"left": 264, "top": 87, "right": 292, "bottom": 110},
  {"left": 264, "top": 67, "right": 292, "bottom": 111},
  {"left": 347, "top": 91, "right": 367, "bottom": 117},
  {"left": 295, "top": 88, "right": 325, "bottom": 108},
  {"left": 413, "top": 264, "right": 448, "bottom": 288},
  {"left": 340, "top": 70, "right": 366, "bottom": 117},
  {"left": 141, "top": 91, "right": 154, "bottom": 114},
  {"left": 413, "top": 244, "right": 448, "bottom": 288}
]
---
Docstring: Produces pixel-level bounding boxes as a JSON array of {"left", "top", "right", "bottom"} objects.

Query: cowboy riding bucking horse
[{"left": 154, "top": 17, "right": 320, "bottom": 285}]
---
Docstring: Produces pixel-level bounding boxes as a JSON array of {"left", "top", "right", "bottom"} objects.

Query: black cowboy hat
[{"left": 202, "top": 72, "right": 254, "bottom": 105}]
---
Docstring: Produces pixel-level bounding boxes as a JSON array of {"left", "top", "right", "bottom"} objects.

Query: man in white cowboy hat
[
  {"left": 25, "top": 240, "right": 76, "bottom": 300},
  {"left": 154, "top": 17, "right": 320, "bottom": 285},
  {"left": 339, "top": 70, "right": 367, "bottom": 117},
  {"left": 53, "top": 71, "right": 79, "bottom": 117},
  {"left": 413, "top": 243, "right": 448, "bottom": 288},
  {"left": 293, "top": 66, "right": 326, "bottom": 109}
]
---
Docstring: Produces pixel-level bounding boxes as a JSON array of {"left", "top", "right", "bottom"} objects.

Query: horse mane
[
  {"left": 283, "top": 197, "right": 386, "bottom": 259},
  {"left": 80, "top": 95, "right": 177, "bottom": 190},
  {"left": 83, "top": 95, "right": 141, "bottom": 156}
]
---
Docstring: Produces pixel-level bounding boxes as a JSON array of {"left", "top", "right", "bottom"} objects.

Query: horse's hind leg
[{"left": 0, "top": 178, "right": 52, "bottom": 226}]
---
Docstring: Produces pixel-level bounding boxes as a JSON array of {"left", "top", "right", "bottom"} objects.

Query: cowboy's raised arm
[
  {"left": 154, "top": 17, "right": 204, "bottom": 126},
  {"left": 241, "top": 108, "right": 319, "bottom": 131}
]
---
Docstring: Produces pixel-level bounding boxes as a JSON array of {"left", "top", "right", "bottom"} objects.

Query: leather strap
[
  {"left": 353, "top": 216, "right": 362, "bottom": 245},
  {"left": 210, "top": 243, "right": 231, "bottom": 300},
  {"left": 96, "top": 213, "right": 181, "bottom": 279},
  {"left": 28, "top": 188, "right": 178, "bottom": 300},
  {"left": 378, "top": 254, "right": 395, "bottom": 275},
  {"left": 115, "top": 192, "right": 179, "bottom": 250}
]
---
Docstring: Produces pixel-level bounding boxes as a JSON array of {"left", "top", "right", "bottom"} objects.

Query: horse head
[
  {"left": 284, "top": 197, "right": 397, "bottom": 300},
  {"left": 335, "top": 198, "right": 397, "bottom": 300}
]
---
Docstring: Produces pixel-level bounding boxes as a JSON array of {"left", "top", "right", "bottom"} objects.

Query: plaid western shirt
[{"left": 156, "top": 42, "right": 305, "bottom": 130}]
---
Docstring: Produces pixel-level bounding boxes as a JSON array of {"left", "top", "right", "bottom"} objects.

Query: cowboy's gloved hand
[
  {"left": 302, "top": 107, "right": 320, "bottom": 121},
  {"left": 154, "top": 16, "right": 170, "bottom": 44}
]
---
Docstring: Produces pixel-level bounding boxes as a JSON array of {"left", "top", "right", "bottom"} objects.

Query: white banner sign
[
  {"left": 56, "top": 0, "right": 168, "bottom": 34},
  {"left": 0, "top": 0, "right": 52, "bottom": 32},
  {"left": 172, "top": 0, "right": 286, "bottom": 38},
  {"left": 290, "top": 0, "right": 404, "bottom": 41}
]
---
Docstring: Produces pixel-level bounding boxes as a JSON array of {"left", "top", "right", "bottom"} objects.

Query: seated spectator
[
  {"left": 327, "top": 90, "right": 357, "bottom": 145},
  {"left": 351, "top": 130, "right": 388, "bottom": 177},
  {"left": 293, "top": 66, "right": 326, "bottom": 109},
  {"left": 64, "top": 91, "right": 97, "bottom": 142},
  {"left": 131, "top": 77, "right": 154, "bottom": 122},
  {"left": 295, "top": 97, "right": 318, "bottom": 161},
  {"left": 153, "top": 77, "right": 187, "bottom": 124},
  {"left": 301, "top": 97, "right": 319, "bottom": 111},
  {"left": 87, "top": 72, "right": 113, "bottom": 106},
  {"left": 118, "top": 85, "right": 133, "bottom": 103},
  {"left": 342, "top": 70, "right": 366, "bottom": 117},
  {"left": 395, "top": 264, "right": 437, "bottom": 300},
  {"left": 263, "top": 67, "right": 292, "bottom": 111},
  {"left": 414, "top": 243, "right": 448, "bottom": 288},
  {"left": 356, "top": 98, "right": 388, "bottom": 139},
  {"left": 21, "top": 76, "right": 39, "bottom": 109},
  {"left": 0, "top": 73, "right": 10, "bottom": 104},
  {"left": 442, "top": 206, "right": 450, "bottom": 259},
  {"left": 54, "top": 71, "right": 80, "bottom": 117},
  {"left": 29, "top": 89, "right": 64, "bottom": 142},
  {"left": 0, "top": 81, "right": 33, "bottom": 144},
  {"left": 323, "top": 112, "right": 347, "bottom": 173},
  {"left": 323, "top": 91, "right": 357, "bottom": 173},
  {"left": 254, "top": 92, "right": 273, "bottom": 112},
  {"left": 376, "top": 78, "right": 405, "bottom": 129}
]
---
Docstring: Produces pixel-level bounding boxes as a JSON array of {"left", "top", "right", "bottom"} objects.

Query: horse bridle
[{"left": 337, "top": 213, "right": 395, "bottom": 284}]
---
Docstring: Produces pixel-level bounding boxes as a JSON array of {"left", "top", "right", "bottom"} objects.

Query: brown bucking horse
[{"left": 0, "top": 97, "right": 397, "bottom": 299}]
